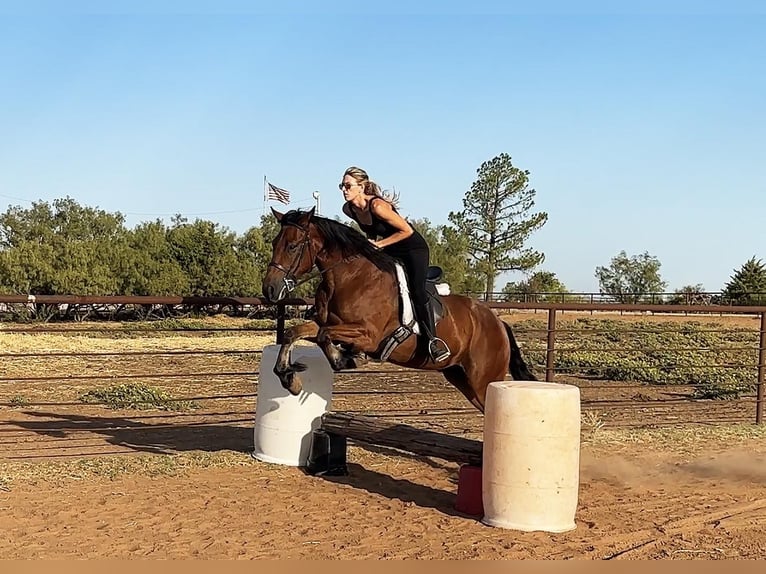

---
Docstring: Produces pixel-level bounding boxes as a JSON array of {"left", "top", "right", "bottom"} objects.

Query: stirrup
[{"left": 428, "top": 338, "right": 451, "bottom": 363}]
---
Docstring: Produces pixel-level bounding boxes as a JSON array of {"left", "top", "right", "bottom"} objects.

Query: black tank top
[{"left": 346, "top": 198, "right": 428, "bottom": 255}]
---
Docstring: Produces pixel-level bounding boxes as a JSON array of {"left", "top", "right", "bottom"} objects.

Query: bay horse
[{"left": 261, "top": 207, "right": 536, "bottom": 412}]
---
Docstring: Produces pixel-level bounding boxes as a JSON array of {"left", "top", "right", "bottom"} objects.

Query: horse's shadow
[
  {"left": 11, "top": 410, "right": 253, "bottom": 456},
  {"left": 307, "top": 442, "right": 479, "bottom": 520}
]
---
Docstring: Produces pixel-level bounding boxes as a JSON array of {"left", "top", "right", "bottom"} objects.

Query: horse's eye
[{"left": 287, "top": 243, "right": 300, "bottom": 253}]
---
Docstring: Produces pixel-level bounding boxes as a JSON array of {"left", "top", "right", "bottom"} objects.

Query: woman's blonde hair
[{"left": 343, "top": 166, "right": 400, "bottom": 207}]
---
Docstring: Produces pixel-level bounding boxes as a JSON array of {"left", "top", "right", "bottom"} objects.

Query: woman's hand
[{"left": 368, "top": 238, "right": 381, "bottom": 249}]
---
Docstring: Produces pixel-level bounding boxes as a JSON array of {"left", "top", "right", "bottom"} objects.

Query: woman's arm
[{"left": 369, "top": 199, "right": 414, "bottom": 248}]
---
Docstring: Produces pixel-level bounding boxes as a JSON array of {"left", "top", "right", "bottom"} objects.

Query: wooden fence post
[{"left": 276, "top": 302, "right": 286, "bottom": 345}]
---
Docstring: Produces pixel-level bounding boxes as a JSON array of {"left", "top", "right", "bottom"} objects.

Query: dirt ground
[{"left": 1, "top": 315, "right": 765, "bottom": 559}]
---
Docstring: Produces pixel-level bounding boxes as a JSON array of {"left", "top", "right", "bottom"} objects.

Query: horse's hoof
[
  {"left": 291, "top": 361, "right": 307, "bottom": 373},
  {"left": 281, "top": 372, "right": 303, "bottom": 396},
  {"left": 347, "top": 352, "right": 368, "bottom": 369},
  {"left": 329, "top": 361, "right": 344, "bottom": 372}
]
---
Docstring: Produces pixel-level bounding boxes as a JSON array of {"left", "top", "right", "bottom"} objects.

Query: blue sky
[{"left": 1, "top": 1, "right": 764, "bottom": 293}]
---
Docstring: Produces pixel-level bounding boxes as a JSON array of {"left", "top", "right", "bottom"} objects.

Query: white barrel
[
  {"left": 253, "top": 345, "right": 333, "bottom": 466},
  {"left": 482, "top": 381, "right": 581, "bottom": 532}
]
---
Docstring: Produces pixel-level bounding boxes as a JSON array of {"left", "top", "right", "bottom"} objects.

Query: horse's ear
[
  {"left": 297, "top": 207, "right": 315, "bottom": 225},
  {"left": 271, "top": 207, "right": 284, "bottom": 222}
]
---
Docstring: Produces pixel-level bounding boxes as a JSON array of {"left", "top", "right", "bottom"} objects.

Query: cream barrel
[{"left": 482, "top": 381, "right": 581, "bottom": 532}]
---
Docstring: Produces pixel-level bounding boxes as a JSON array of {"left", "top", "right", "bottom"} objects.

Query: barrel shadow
[{"left": 308, "top": 442, "right": 481, "bottom": 520}]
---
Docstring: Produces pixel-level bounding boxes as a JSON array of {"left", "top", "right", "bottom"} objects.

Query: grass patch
[
  {"left": 583, "top": 423, "right": 766, "bottom": 454},
  {"left": 242, "top": 318, "right": 304, "bottom": 330},
  {"left": 0, "top": 450, "right": 261, "bottom": 488},
  {"left": 120, "top": 318, "right": 211, "bottom": 332},
  {"left": 514, "top": 317, "right": 758, "bottom": 399},
  {"left": 69, "top": 451, "right": 253, "bottom": 479},
  {"left": 79, "top": 383, "right": 199, "bottom": 411},
  {"left": 9, "top": 395, "right": 29, "bottom": 407}
]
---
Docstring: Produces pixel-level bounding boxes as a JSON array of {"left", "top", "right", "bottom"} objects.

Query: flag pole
[{"left": 263, "top": 175, "right": 267, "bottom": 219}]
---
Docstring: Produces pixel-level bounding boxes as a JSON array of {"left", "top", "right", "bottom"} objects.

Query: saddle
[
  {"left": 379, "top": 265, "right": 449, "bottom": 362},
  {"left": 423, "top": 266, "right": 447, "bottom": 323}
]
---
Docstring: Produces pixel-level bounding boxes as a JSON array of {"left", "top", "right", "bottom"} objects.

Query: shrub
[{"left": 79, "top": 383, "right": 198, "bottom": 411}]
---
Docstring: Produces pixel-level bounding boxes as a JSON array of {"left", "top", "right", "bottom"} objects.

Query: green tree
[
  {"left": 166, "top": 219, "right": 260, "bottom": 296},
  {"left": 120, "top": 220, "right": 189, "bottom": 295},
  {"left": 241, "top": 214, "right": 280, "bottom": 272},
  {"left": 668, "top": 284, "right": 710, "bottom": 305},
  {"left": 410, "top": 218, "right": 483, "bottom": 294},
  {"left": 502, "top": 270, "right": 568, "bottom": 302},
  {"left": 0, "top": 198, "right": 129, "bottom": 294},
  {"left": 722, "top": 257, "right": 766, "bottom": 305},
  {"left": 448, "top": 153, "right": 548, "bottom": 300},
  {"left": 595, "top": 251, "right": 667, "bottom": 304}
]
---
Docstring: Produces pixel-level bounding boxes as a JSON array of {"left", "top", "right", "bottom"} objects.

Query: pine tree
[
  {"left": 447, "top": 153, "right": 548, "bottom": 300},
  {"left": 722, "top": 257, "right": 766, "bottom": 305}
]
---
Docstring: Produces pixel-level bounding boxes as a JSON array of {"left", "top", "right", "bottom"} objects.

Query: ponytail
[
  {"left": 364, "top": 180, "right": 400, "bottom": 208},
  {"left": 344, "top": 166, "right": 400, "bottom": 208}
]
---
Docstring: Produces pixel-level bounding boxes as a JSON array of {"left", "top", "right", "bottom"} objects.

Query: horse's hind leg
[
  {"left": 443, "top": 356, "right": 509, "bottom": 413},
  {"left": 273, "top": 321, "right": 320, "bottom": 395},
  {"left": 441, "top": 365, "right": 485, "bottom": 413}
]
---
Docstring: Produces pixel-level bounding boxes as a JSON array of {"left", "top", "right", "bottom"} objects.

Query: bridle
[
  {"left": 267, "top": 221, "right": 316, "bottom": 300},
  {"left": 268, "top": 220, "right": 361, "bottom": 300}
]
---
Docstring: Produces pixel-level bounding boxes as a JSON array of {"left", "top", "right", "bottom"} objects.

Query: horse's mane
[{"left": 281, "top": 210, "right": 398, "bottom": 275}]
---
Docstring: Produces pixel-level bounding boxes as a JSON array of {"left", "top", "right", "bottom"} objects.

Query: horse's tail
[{"left": 503, "top": 321, "right": 537, "bottom": 381}]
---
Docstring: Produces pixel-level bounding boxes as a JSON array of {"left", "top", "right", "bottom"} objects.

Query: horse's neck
[
  {"left": 317, "top": 252, "right": 395, "bottom": 293},
  {"left": 315, "top": 251, "right": 350, "bottom": 273},
  {"left": 316, "top": 253, "right": 399, "bottom": 334}
]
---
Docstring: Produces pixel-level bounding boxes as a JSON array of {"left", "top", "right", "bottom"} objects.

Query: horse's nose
[{"left": 262, "top": 282, "right": 277, "bottom": 304}]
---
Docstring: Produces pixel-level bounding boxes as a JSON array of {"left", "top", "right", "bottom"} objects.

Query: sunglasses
[{"left": 339, "top": 182, "right": 360, "bottom": 191}]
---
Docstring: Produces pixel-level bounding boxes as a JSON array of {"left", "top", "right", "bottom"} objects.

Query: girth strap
[{"left": 379, "top": 321, "right": 416, "bottom": 362}]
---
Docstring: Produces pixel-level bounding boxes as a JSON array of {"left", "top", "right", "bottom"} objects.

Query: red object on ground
[{"left": 454, "top": 464, "right": 484, "bottom": 516}]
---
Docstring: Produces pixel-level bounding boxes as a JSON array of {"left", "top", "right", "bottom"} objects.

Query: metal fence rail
[{"left": 0, "top": 294, "right": 763, "bottom": 426}]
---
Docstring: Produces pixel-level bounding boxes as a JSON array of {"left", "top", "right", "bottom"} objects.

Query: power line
[{"left": 0, "top": 193, "right": 319, "bottom": 219}]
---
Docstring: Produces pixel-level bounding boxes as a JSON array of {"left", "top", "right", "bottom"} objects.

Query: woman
[{"left": 339, "top": 166, "right": 450, "bottom": 363}]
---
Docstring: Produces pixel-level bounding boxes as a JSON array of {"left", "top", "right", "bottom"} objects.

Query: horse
[{"left": 261, "top": 207, "right": 536, "bottom": 412}]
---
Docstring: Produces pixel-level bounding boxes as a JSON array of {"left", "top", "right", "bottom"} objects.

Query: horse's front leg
[
  {"left": 317, "top": 324, "right": 377, "bottom": 371},
  {"left": 273, "top": 321, "right": 320, "bottom": 395}
]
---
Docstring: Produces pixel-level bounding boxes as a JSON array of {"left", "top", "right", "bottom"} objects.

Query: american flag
[{"left": 267, "top": 182, "right": 290, "bottom": 205}]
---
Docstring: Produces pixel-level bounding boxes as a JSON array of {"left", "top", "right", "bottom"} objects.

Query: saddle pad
[{"left": 394, "top": 263, "right": 420, "bottom": 335}]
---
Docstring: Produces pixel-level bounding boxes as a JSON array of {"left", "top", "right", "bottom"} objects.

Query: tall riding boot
[{"left": 418, "top": 301, "right": 451, "bottom": 363}]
